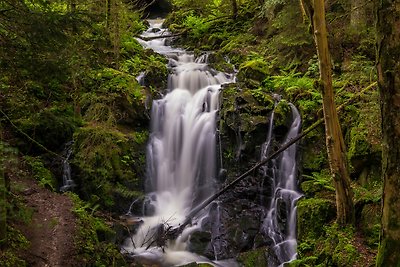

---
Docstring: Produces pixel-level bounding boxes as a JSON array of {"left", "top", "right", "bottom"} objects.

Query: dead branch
[{"left": 136, "top": 31, "right": 186, "bottom": 41}]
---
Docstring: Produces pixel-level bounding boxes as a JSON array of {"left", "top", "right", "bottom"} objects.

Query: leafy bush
[
  {"left": 23, "top": 156, "right": 57, "bottom": 191},
  {"left": 183, "top": 14, "right": 211, "bottom": 39},
  {"left": 68, "top": 193, "right": 127, "bottom": 266}
]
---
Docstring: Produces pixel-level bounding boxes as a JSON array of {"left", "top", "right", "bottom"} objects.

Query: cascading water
[
  {"left": 60, "top": 141, "right": 76, "bottom": 192},
  {"left": 260, "top": 103, "right": 302, "bottom": 266},
  {"left": 122, "top": 20, "right": 234, "bottom": 266}
]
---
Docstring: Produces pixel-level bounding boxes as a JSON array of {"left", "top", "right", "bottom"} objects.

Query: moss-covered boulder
[
  {"left": 237, "top": 247, "right": 268, "bottom": 267},
  {"left": 220, "top": 84, "right": 274, "bottom": 165},
  {"left": 72, "top": 125, "right": 147, "bottom": 211},
  {"left": 237, "top": 59, "right": 273, "bottom": 89},
  {"left": 296, "top": 198, "right": 336, "bottom": 242},
  {"left": 82, "top": 67, "right": 149, "bottom": 127}
]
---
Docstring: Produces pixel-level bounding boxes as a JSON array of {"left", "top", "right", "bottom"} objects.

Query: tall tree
[
  {"left": 301, "top": 0, "right": 355, "bottom": 225},
  {"left": 376, "top": 0, "right": 400, "bottom": 265}
]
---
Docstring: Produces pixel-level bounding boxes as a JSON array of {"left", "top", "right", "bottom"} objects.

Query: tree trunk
[
  {"left": 106, "top": 0, "right": 111, "bottom": 30},
  {"left": 231, "top": 0, "right": 238, "bottom": 19},
  {"left": 376, "top": 0, "right": 400, "bottom": 265},
  {"left": 0, "top": 171, "right": 6, "bottom": 246},
  {"left": 0, "top": 135, "right": 6, "bottom": 245},
  {"left": 311, "top": 0, "right": 355, "bottom": 225}
]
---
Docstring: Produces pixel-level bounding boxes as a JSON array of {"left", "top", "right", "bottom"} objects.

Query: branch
[
  {"left": 0, "top": 109, "right": 65, "bottom": 160},
  {"left": 136, "top": 31, "right": 185, "bottom": 41}
]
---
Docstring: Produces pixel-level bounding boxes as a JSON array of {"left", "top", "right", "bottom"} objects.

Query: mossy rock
[
  {"left": 68, "top": 193, "right": 127, "bottom": 266},
  {"left": 297, "top": 198, "right": 336, "bottom": 242},
  {"left": 72, "top": 125, "right": 146, "bottom": 210},
  {"left": 82, "top": 67, "right": 149, "bottom": 127},
  {"left": 284, "top": 256, "right": 318, "bottom": 267},
  {"left": 359, "top": 203, "right": 381, "bottom": 248},
  {"left": 237, "top": 247, "right": 268, "bottom": 267},
  {"left": 238, "top": 59, "right": 273, "bottom": 88}
]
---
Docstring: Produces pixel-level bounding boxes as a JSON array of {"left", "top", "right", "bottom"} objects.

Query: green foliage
[
  {"left": 72, "top": 126, "right": 145, "bottom": 208},
  {"left": 237, "top": 247, "right": 268, "bottom": 267},
  {"left": 301, "top": 170, "right": 335, "bottom": 197},
  {"left": 82, "top": 68, "right": 147, "bottom": 126},
  {"left": 238, "top": 57, "right": 273, "bottom": 88},
  {"left": 297, "top": 212, "right": 360, "bottom": 267},
  {"left": 15, "top": 106, "right": 81, "bottom": 151},
  {"left": 68, "top": 193, "right": 127, "bottom": 266},
  {"left": 297, "top": 198, "right": 336, "bottom": 242},
  {"left": 23, "top": 156, "right": 57, "bottom": 191},
  {"left": 183, "top": 14, "right": 211, "bottom": 39},
  {"left": 0, "top": 226, "right": 29, "bottom": 267}
]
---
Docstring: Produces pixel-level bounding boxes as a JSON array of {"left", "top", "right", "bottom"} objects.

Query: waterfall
[
  {"left": 60, "top": 141, "right": 76, "bottom": 192},
  {"left": 260, "top": 103, "right": 302, "bottom": 266},
  {"left": 123, "top": 19, "right": 234, "bottom": 266}
]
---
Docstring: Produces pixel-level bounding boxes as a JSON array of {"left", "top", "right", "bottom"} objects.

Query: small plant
[{"left": 23, "top": 156, "right": 56, "bottom": 191}]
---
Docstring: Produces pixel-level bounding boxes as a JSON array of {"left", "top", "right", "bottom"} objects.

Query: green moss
[
  {"left": 68, "top": 193, "right": 127, "bottom": 266},
  {"left": 274, "top": 99, "right": 291, "bottom": 127},
  {"left": 376, "top": 238, "right": 400, "bottom": 267},
  {"left": 23, "top": 156, "right": 57, "bottom": 191},
  {"left": 300, "top": 170, "right": 335, "bottom": 197},
  {"left": 237, "top": 247, "right": 268, "bottom": 267},
  {"left": 16, "top": 106, "right": 81, "bottom": 152},
  {"left": 0, "top": 226, "right": 29, "bottom": 267},
  {"left": 72, "top": 125, "right": 145, "bottom": 209},
  {"left": 238, "top": 58, "right": 273, "bottom": 88},
  {"left": 297, "top": 198, "right": 336, "bottom": 242}
]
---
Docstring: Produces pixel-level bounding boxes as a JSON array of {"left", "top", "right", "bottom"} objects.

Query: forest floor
[
  {"left": 12, "top": 174, "right": 78, "bottom": 267},
  {"left": 353, "top": 232, "right": 377, "bottom": 267}
]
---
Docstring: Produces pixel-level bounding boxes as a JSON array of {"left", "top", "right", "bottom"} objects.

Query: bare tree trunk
[
  {"left": 310, "top": 0, "right": 355, "bottom": 225},
  {"left": 376, "top": 0, "right": 400, "bottom": 265}
]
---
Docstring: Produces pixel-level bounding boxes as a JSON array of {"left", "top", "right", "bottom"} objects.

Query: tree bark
[
  {"left": 0, "top": 170, "right": 6, "bottom": 246},
  {"left": 310, "top": 0, "right": 355, "bottom": 225},
  {"left": 0, "top": 132, "right": 6, "bottom": 245},
  {"left": 106, "top": 0, "right": 111, "bottom": 30},
  {"left": 231, "top": 0, "right": 238, "bottom": 19},
  {"left": 376, "top": 0, "right": 400, "bottom": 265}
]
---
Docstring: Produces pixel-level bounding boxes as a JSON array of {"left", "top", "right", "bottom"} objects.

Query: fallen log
[{"left": 136, "top": 32, "right": 185, "bottom": 41}]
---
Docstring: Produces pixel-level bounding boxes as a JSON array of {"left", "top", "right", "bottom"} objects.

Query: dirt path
[{"left": 15, "top": 177, "right": 78, "bottom": 267}]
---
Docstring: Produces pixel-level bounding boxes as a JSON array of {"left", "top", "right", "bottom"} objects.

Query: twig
[{"left": 0, "top": 109, "right": 65, "bottom": 160}]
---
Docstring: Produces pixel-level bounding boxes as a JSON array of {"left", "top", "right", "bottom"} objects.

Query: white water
[
  {"left": 60, "top": 141, "right": 76, "bottom": 192},
  {"left": 123, "top": 20, "right": 234, "bottom": 266},
  {"left": 260, "top": 103, "right": 302, "bottom": 266}
]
